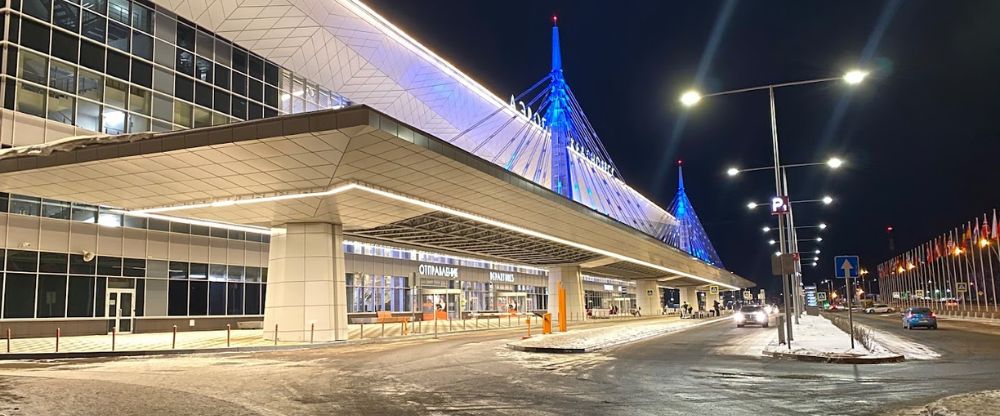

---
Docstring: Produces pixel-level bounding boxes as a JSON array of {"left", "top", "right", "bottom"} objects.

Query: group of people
[{"left": 678, "top": 300, "right": 722, "bottom": 318}]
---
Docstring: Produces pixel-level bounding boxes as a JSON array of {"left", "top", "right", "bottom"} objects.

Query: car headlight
[
  {"left": 734, "top": 314, "right": 745, "bottom": 322},
  {"left": 755, "top": 312, "right": 766, "bottom": 321}
]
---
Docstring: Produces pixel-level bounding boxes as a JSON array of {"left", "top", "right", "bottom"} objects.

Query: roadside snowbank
[
  {"left": 507, "top": 316, "right": 725, "bottom": 352},
  {"left": 883, "top": 389, "right": 1000, "bottom": 416}
]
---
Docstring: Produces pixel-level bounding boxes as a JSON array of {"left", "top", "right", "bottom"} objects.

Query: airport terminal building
[{"left": 0, "top": 0, "right": 751, "bottom": 339}]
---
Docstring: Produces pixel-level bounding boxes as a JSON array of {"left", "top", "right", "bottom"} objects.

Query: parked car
[
  {"left": 864, "top": 304, "right": 895, "bottom": 314},
  {"left": 735, "top": 305, "right": 769, "bottom": 328},
  {"left": 902, "top": 307, "right": 938, "bottom": 330},
  {"left": 943, "top": 299, "right": 959, "bottom": 309}
]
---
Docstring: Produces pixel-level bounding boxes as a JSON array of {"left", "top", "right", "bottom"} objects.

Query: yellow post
[
  {"left": 558, "top": 282, "right": 568, "bottom": 332},
  {"left": 542, "top": 313, "right": 552, "bottom": 334},
  {"left": 523, "top": 317, "right": 532, "bottom": 339}
]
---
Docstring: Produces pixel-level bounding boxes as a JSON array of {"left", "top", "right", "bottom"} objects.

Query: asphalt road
[{"left": 0, "top": 314, "right": 998, "bottom": 415}]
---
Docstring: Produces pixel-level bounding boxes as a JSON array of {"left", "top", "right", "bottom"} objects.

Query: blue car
[{"left": 902, "top": 307, "right": 938, "bottom": 330}]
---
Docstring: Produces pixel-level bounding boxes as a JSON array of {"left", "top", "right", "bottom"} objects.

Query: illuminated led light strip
[
  {"left": 132, "top": 183, "right": 738, "bottom": 289},
  {"left": 568, "top": 147, "right": 674, "bottom": 223},
  {"left": 340, "top": 0, "right": 545, "bottom": 135},
  {"left": 111, "top": 210, "right": 270, "bottom": 234}
]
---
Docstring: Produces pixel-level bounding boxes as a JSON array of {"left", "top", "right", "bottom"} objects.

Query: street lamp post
[{"left": 681, "top": 70, "right": 869, "bottom": 343}]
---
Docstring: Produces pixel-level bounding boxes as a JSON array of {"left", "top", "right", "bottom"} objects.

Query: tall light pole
[{"left": 681, "top": 70, "right": 869, "bottom": 342}]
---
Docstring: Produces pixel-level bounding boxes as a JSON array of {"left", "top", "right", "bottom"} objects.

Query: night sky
[{"left": 365, "top": 0, "right": 1000, "bottom": 296}]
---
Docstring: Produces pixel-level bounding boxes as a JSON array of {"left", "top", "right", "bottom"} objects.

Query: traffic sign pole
[{"left": 835, "top": 256, "right": 860, "bottom": 350}]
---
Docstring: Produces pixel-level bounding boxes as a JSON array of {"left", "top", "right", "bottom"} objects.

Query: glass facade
[
  {"left": 346, "top": 273, "right": 409, "bottom": 313},
  {"left": 0, "top": 192, "right": 269, "bottom": 319},
  {"left": 1, "top": 0, "right": 350, "bottom": 134}
]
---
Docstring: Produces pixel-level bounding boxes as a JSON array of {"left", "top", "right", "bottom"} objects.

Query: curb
[
  {"left": 766, "top": 350, "right": 905, "bottom": 364},
  {"left": 506, "top": 345, "right": 586, "bottom": 354}
]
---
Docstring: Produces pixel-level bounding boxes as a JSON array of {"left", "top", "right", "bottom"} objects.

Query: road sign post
[{"left": 834, "top": 255, "right": 860, "bottom": 350}]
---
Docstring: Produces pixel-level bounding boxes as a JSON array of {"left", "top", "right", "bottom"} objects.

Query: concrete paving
[{"left": 0, "top": 312, "right": 997, "bottom": 415}]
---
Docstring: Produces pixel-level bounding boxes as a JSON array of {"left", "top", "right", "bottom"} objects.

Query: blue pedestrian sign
[{"left": 834, "top": 255, "right": 860, "bottom": 279}]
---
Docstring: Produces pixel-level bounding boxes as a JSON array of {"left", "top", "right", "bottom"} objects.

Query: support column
[
  {"left": 547, "top": 265, "right": 585, "bottom": 321},
  {"left": 263, "top": 223, "right": 347, "bottom": 342},
  {"left": 636, "top": 279, "right": 663, "bottom": 315},
  {"left": 678, "top": 287, "right": 698, "bottom": 309},
  {"left": 704, "top": 289, "right": 721, "bottom": 314}
]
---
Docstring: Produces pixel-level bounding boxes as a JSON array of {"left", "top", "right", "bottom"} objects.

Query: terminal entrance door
[
  {"left": 106, "top": 289, "right": 135, "bottom": 334},
  {"left": 422, "top": 288, "right": 461, "bottom": 320},
  {"left": 608, "top": 297, "right": 633, "bottom": 314},
  {"left": 496, "top": 292, "right": 527, "bottom": 314}
]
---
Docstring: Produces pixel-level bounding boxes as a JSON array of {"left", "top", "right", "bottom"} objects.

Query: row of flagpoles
[{"left": 877, "top": 209, "right": 1000, "bottom": 312}]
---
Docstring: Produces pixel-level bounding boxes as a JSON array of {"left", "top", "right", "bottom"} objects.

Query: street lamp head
[
  {"left": 822, "top": 196, "right": 834, "bottom": 205},
  {"left": 680, "top": 90, "right": 703, "bottom": 107},
  {"left": 826, "top": 157, "right": 844, "bottom": 169},
  {"left": 747, "top": 202, "right": 758, "bottom": 209},
  {"left": 768, "top": 239, "right": 776, "bottom": 245},
  {"left": 726, "top": 167, "right": 740, "bottom": 176},
  {"left": 819, "top": 223, "right": 828, "bottom": 230},
  {"left": 815, "top": 249, "right": 821, "bottom": 254},
  {"left": 843, "top": 69, "right": 869, "bottom": 85},
  {"left": 762, "top": 226, "right": 771, "bottom": 233},
  {"left": 774, "top": 251, "right": 781, "bottom": 256},
  {"left": 812, "top": 262, "right": 818, "bottom": 267},
  {"left": 816, "top": 237, "right": 823, "bottom": 242}
]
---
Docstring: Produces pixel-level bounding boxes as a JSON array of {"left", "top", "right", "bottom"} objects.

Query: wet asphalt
[{"left": 0, "top": 313, "right": 998, "bottom": 415}]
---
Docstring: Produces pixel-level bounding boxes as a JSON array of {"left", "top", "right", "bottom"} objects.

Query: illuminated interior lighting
[
  {"left": 133, "top": 183, "right": 740, "bottom": 289},
  {"left": 112, "top": 209, "right": 270, "bottom": 234}
]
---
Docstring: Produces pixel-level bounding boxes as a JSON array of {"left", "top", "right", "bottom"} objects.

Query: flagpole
[
  {"left": 987, "top": 220, "right": 998, "bottom": 313},
  {"left": 975, "top": 218, "right": 988, "bottom": 313},
  {"left": 948, "top": 229, "right": 960, "bottom": 310}
]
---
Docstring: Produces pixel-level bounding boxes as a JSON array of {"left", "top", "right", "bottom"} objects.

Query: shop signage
[
  {"left": 489, "top": 271, "right": 514, "bottom": 282},
  {"left": 603, "top": 284, "right": 614, "bottom": 291},
  {"left": 418, "top": 264, "right": 458, "bottom": 278}
]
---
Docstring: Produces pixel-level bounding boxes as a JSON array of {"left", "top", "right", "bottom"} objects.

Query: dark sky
[{"left": 365, "top": 0, "right": 1000, "bottom": 295}]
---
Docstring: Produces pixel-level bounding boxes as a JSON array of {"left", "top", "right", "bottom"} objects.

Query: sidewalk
[
  {"left": 507, "top": 314, "right": 727, "bottom": 353},
  {"left": 0, "top": 314, "right": 663, "bottom": 358}
]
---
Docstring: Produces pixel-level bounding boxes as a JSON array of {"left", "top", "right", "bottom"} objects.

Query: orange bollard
[
  {"left": 522, "top": 316, "right": 532, "bottom": 339},
  {"left": 112, "top": 327, "right": 116, "bottom": 351}
]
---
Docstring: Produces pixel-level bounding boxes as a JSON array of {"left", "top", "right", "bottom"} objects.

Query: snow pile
[
  {"left": 859, "top": 322, "right": 940, "bottom": 360},
  {"left": 764, "top": 314, "right": 898, "bottom": 359},
  {"left": 508, "top": 316, "right": 724, "bottom": 352},
  {"left": 884, "top": 389, "right": 1000, "bottom": 416}
]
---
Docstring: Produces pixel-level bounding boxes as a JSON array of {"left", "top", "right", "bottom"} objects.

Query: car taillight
[{"left": 931, "top": 313, "right": 936, "bottom": 318}]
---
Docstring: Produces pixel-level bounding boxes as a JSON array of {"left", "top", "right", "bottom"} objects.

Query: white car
[{"left": 864, "top": 304, "right": 894, "bottom": 314}]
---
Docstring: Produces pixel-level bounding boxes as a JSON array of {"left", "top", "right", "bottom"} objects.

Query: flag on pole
[{"left": 992, "top": 209, "right": 998, "bottom": 240}]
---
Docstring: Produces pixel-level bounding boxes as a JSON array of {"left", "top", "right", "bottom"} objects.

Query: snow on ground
[
  {"left": 712, "top": 323, "right": 777, "bottom": 357},
  {"left": 507, "top": 316, "right": 726, "bottom": 352},
  {"left": 857, "top": 322, "right": 940, "bottom": 360},
  {"left": 763, "top": 314, "right": 899, "bottom": 359},
  {"left": 883, "top": 390, "right": 1000, "bottom": 416}
]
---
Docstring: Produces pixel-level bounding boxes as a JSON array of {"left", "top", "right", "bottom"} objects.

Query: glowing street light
[
  {"left": 811, "top": 262, "right": 818, "bottom": 266},
  {"left": 680, "top": 90, "right": 702, "bottom": 107},
  {"left": 819, "top": 223, "right": 828, "bottom": 230},
  {"left": 747, "top": 202, "right": 758, "bottom": 209},
  {"left": 762, "top": 226, "right": 771, "bottom": 233},
  {"left": 726, "top": 167, "right": 740, "bottom": 176},
  {"left": 843, "top": 69, "right": 869, "bottom": 85},
  {"left": 822, "top": 196, "right": 834, "bottom": 205},
  {"left": 768, "top": 239, "right": 776, "bottom": 245},
  {"left": 826, "top": 157, "right": 844, "bottom": 169}
]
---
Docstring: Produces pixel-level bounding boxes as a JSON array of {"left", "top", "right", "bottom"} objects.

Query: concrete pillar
[
  {"left": 705, "top": 289, "right": 721, "bottom": 313},
  {"left": 636, "top": 279, "right": 662, "bottom": 315},
  {"left": 263, "top": 223, "right": 347, "bottom": 342},
  {"left": 547, "top": 265, "right": 585, "bottom": 321},
  {"left": 678, "top": 286, "right": 698, "bottom": 309}
]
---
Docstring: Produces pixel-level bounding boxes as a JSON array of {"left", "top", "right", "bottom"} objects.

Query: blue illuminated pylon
[
  {"left": 546, "top": 18, "right": 573, "bottom": 198},
  {"left": 662, "top": 162, "right": 725, "bottom": 267}
]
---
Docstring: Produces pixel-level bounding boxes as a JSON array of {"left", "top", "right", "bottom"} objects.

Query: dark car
[
  {"left": 902, "top": 307, "right": 938, "bottom": 330},
  {"left": 735, "top": 305, "right": 769, "bottom": 328}
]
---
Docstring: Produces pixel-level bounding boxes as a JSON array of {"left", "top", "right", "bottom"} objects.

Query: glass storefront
[{"left": 346, "top": 273, "right": 410, "bottom": 313}]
